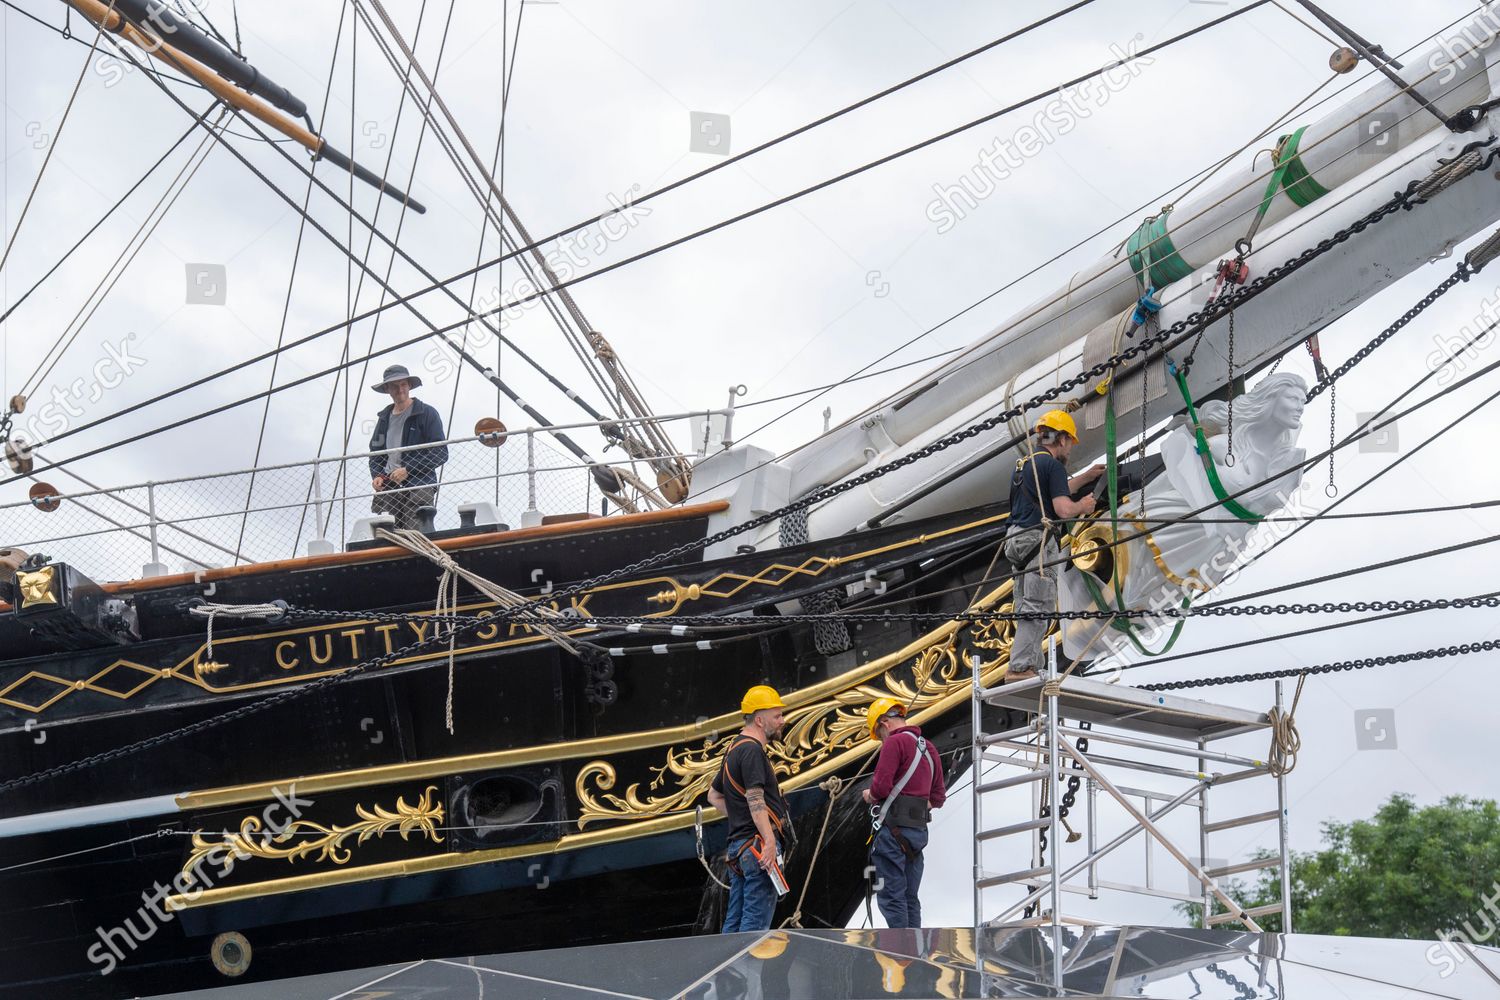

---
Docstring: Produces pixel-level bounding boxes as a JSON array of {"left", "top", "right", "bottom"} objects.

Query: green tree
[{"left": 1177, "top": 794, "right": 1500, "bottom": 937}]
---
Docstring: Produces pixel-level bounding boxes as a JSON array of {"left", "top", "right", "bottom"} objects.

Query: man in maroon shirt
[{"left": 861, "top": 697, "right": 946, "bottom": 928}]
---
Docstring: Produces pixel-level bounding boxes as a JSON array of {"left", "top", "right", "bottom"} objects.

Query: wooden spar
[{"left": 61, "top": 0, "right": 426, "bottom": 212}]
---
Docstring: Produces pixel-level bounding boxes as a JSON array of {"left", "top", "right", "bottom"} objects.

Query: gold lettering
[
  {"left": 275, "top": 640, "right": 300, "bottom": 670},
  {"left": 341, "top": 629, "right": 364, "bottom": 660},
  {"left": 409, "top": 621, "right": 429, "bottom": 642},
  {"left": 569, "top": 594, "right": 594, "bottom": 617},
  {"left": 475, "top": 609, "right": 498, "bottom": 641},
  {"left": 375, "top": 623, "right": 400, "bottom": 654},
  {"left": 308, "top": 633, "right": 334, "bottom": 666}
]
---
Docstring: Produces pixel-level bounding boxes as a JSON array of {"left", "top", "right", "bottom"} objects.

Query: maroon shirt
[{"left": 870, "top": 724, "right": 946, "bottom": 807}]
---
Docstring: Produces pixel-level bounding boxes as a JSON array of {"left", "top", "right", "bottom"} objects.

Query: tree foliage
[{"left": 1177, "top": 794, "right": 1500, "bottom": 937}]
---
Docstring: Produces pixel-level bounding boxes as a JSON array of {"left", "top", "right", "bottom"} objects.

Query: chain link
[
  {"left": 275, "top": 595, "right": 1500, "bottom": 628},
  {"left": 1226, "top": 307, "right": 1237, "bottom": 467},
  {"left": 1143, "top": 635, "right": 1500, "bottom": 692},
  {"left": 1306, "top": 264, "right": 1474, "bottom": 401}
]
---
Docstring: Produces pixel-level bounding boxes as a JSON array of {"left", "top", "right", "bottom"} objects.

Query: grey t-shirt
[{"left": 384, "top": 407, "right": 411, "bottom": 474}]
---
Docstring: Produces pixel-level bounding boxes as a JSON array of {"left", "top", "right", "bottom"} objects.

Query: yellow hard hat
[
  {"left": 741, "top": 685, "right": 786, "bottom": 715},
  {"left": 1035, "top": 409, "right": 1077, "bottom": 440},
  {"left": 867, "top": 697, "right": 905, "bottom": 739}
]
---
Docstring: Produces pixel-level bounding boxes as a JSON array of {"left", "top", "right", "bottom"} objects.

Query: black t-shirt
[
  {"left": 1009, "top": 452, "right": 1071, "bottom": 530},
  {"left": 711, "top": 736, "right": 789, "bottom": 844}
]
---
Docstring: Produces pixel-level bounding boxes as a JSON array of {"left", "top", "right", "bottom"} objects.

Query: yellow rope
[
  {"left": 1267, "top": 674, "right": 1306, "bottom": 778},
  {"left": 779, "top": 775, "right": 847, "bottom": 929}
]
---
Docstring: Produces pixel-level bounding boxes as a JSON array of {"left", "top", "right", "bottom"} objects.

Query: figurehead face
[{"left": 1271, "top": 385, "right": 1305, "bottom": 431}]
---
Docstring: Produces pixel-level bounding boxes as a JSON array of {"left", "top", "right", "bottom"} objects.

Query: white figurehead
[{"left": 1059, "top": 372, "right": 1310, "bottom": 662}]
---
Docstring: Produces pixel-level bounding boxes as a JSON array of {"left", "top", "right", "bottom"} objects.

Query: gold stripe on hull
[{"left": 166, "top": 645, "right": 1018, "bottom": 912}]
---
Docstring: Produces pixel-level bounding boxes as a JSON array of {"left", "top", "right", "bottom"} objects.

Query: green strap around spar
[
  {"left": 1127, "top": 209, "right": 1195, "bottom": 291},
  {"left": 1275, "top": 126, "right": 1331, "bottom": 207},
  {"left": 1170, "top": 366, "right": 1264, "bottom": 523},
  {"left": 1082, "top": 382, "right": 1189, "bottom": 657},
  {"left": 1252, "top": 125, "right": 1331, "bottom": 230}
]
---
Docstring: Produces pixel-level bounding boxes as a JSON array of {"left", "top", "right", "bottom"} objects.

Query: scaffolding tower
[{"left": 970, "top": 644, "right": 1293, "bottom": 988}]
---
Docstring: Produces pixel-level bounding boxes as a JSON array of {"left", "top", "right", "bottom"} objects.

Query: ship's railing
[{"left": 0, "top": 407, "right": 734, "bottom": 582}]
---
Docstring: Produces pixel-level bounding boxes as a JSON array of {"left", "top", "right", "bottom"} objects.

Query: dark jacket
[{"left": 368, "top": 398, "right": 449, "bottom": 486}]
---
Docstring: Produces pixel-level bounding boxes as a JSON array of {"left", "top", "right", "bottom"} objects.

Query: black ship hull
[{"left": 0, "top": 500, "right": 1024, "bottom": 998}]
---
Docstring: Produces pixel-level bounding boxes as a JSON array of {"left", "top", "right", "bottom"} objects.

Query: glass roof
[{"left": 149, "top": 925, "right": 1500, "bottom": 999}]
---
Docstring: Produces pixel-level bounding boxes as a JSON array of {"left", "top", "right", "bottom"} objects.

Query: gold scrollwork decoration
[
  {"left": 575, "top": 628, "right": 982, "bottom": 829},
  {"left": 181, "top": 785, "right": 445, "bottom": 883}
]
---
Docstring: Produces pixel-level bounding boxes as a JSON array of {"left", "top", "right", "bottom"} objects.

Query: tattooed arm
[{"left": 745, "top": 787, "right": 778, "bottom": 869}]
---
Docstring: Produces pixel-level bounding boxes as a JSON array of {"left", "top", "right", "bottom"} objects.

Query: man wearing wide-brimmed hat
[{"left": 368, "top": 364, "right": 449, "bottom": 530}]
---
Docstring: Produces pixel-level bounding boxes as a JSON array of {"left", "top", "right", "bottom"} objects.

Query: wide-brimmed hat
[{"left": 371, "top": 364, "right": 422, "bottom": 393}]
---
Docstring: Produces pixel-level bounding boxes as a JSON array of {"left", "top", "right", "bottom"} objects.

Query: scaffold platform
[{"left": 970, "top": 652, "right": 1294, "bottom": 992}]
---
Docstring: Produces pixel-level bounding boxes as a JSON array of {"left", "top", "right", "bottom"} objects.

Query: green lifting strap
[
  {"left": 1170, "top": 366, "right": 1264, "bottom": 524},
  {"left": 1127, "top": 210, "right": 1195, "bottom": 291},
  {"left": 1276, "top": 126, "right": 1330, "bottom": 208},
  {"left": 1079, "top": 382, "right": 1189, "bottom": 657},
  {"left": 1251, "top": 126, "right": 1331, "bottom": 232}
]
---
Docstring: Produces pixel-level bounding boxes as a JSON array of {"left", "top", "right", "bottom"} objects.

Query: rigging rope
[
  {"left": 0, "top": 114, "right": 207, "bottom": 331},
  {"left": 1266, "top": 673, "right": 1305, "bottom": 778},
  {"left": 17, "top": 106, "right": 230, "bottom": 402},
  {"left": 10, "top": 9, "right": 1477, "bottom": 479},
  {"left": 237, "top": 0, "right": 353, "bottom": 565},
  {"left": 0, "top": 3, "right": 112, "bottom": 280},
  {"left": 447, "top": 0, "right": 525, "bottom": 440},
  {"left": 320, "top": 0, "right": 450, "bottom": 541}
]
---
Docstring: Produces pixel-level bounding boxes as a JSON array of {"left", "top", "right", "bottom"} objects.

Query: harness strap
[
  {"left": 872, "top": 732, "right": 930, "bottom": 833},
  {"left": 720, "top": 736, "right": 786, "bottom": 835}
]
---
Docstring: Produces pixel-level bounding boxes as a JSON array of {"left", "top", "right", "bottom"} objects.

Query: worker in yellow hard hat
[
  {"left": 860, "top": 697, "right": 946, "bottom": 928},
  {"left": 706, "top": 685, "right": 791, "bottom": 933},
  {"left": 1003, "top": 410, "right": 1104, "bottom": 678}
]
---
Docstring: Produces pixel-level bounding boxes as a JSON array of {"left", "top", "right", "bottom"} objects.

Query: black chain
[
  {"left": 276, "top": 596, "right": 1500, "bottom": 628},
  {"left": 1206, "top": 962, "right": 1258, "bottom": 999},
  {"left": 1226, "top": 307, "right": 1237, "bottom": 468},
  {"left": 0, "top": 181, "right": 1435, "bottom": 793},
  {"left": 1327, "top": 381, "right": 1338, "bottom": 498},
  {"left": 476, "top": 184, "right": 1424, "bottom": 622},
  {"left": 1306, "top": 264, "right": 1473, "bottom": 401},
  {"left": 1143, "top": 636, "right": 1500, "bottom": 692}
]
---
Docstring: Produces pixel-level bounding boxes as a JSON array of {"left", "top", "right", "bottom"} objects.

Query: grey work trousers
[{"left": 1004, "top": 527, "right": 1059, "bottom": 674}]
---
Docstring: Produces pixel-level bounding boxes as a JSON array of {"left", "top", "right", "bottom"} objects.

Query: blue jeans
[
  {"left": 871, "top": 825, "right": 928, "bottom": 928},
  {"left": 722, "top": 837, "right": 778, "bottom": 933}
]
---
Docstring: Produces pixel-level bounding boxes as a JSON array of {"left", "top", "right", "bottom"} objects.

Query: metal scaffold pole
[
  {"left": 970, "top": 647, "right": 1297, "bottom": 976},
  {"left": 1044, "top": 639, "right": 1063, "bottom": 990}
]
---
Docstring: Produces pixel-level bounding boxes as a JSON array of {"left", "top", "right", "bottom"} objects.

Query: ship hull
[{"left": 0, "top": 499, "right": 1026, "bottom": 997}]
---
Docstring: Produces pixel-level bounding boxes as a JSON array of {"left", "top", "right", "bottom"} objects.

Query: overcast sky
[{"left": 4, "top": 0, "right": 1500, "bottom": 966}]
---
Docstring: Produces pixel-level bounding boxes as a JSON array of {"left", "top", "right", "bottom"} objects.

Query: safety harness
[
  {"left": 864, "top": 731, "right": 935, "bottom": 924},
  {"left": 1006, "top": 452, "right": 1054, "bottom": 569}
]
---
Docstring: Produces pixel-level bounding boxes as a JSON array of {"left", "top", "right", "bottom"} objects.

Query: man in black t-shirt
[
  {"left": 1004, "top": 410, "right": 1103, "bottom": 676},
  {"left": 707, "top": 685, "right": 790, "bottom": 933}
]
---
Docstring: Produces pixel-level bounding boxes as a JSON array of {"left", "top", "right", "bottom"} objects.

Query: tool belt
[
  {"left": 883, "top": 794, "right": 932, "bottom": 830},
  {"left": 1003, "top": 525, "right": 1045, "bottom": 571}
]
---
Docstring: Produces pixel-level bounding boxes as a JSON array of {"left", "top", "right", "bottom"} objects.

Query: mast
[{"left": 59, "top": 0, "right": 425, "bottom": 211}]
